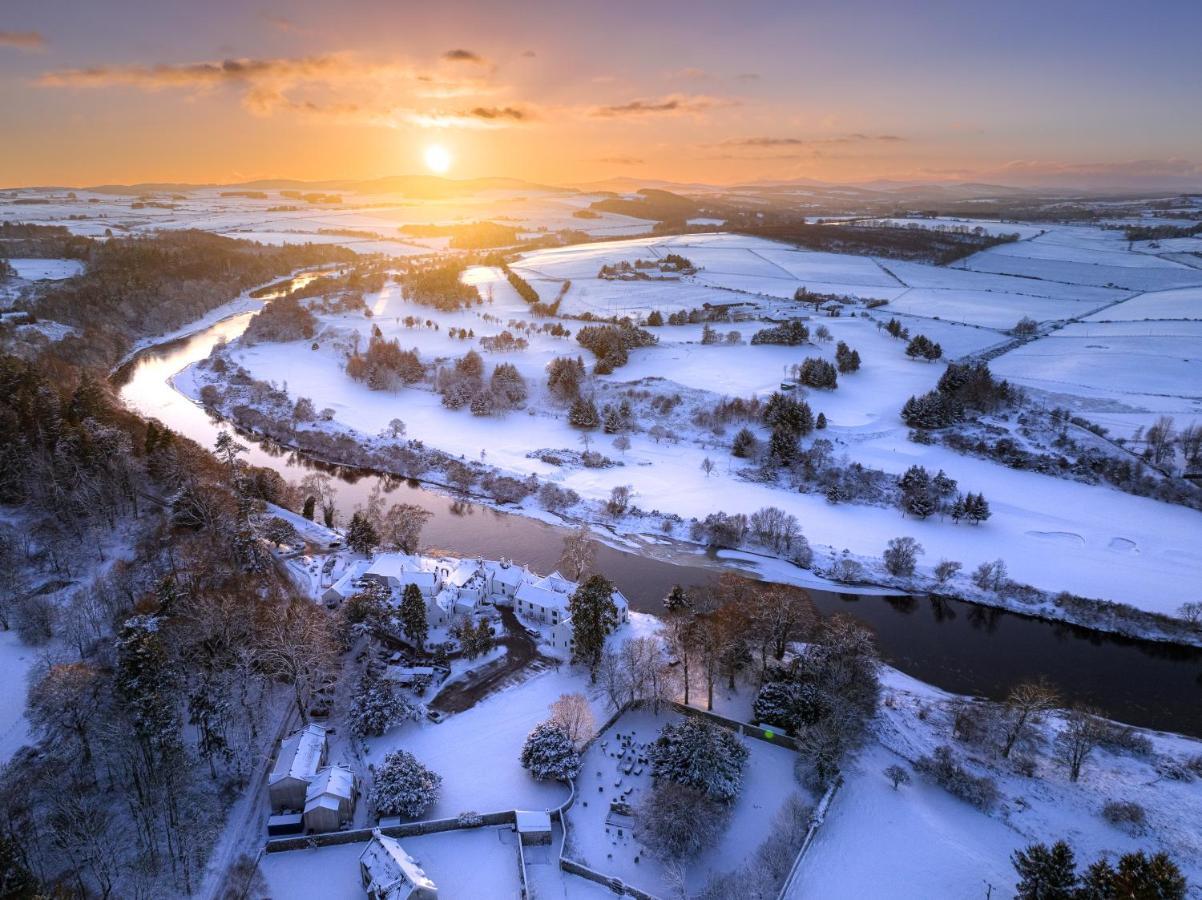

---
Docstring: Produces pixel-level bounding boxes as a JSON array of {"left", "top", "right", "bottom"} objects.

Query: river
[{"left": 112, "top": 279, "right": 1202, "bottom": 736}]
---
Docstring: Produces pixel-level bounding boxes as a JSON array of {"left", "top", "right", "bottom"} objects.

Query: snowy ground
[
  {"left": 0, "top": 631, "right": 39, "bottom": 765},
  {"left": 6, "top": 258, "right": 85, "bottom": 281},
  {"left": 566, "top": 707, "right": 801, "bottom": 896},
  {"left": 183, "top": 234, "right": 1202, "bottom": 619},
  {"left": 791, "top": 668, "right": 1202, "bottom": 900},
  {"left": 259, "top": 825, "right": 523, "bottom": 899}
]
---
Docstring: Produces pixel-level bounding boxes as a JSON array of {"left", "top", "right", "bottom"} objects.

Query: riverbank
[{"left": 178, "top": 366, "right": 1202, "bottom": 652}]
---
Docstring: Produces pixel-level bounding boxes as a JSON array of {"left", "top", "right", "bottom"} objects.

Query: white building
[
  {"left": 359, "top": 830, "right": 438, "bottom": 900},
  {"left": 303, "top": 764, "right": 356, "bottom": 833},
  {"left": 268, "top": 723, "right": 328, "bottom": 813}
]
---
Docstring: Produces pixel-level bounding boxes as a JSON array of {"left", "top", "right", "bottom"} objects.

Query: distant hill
[{"left": 80, "top": 175, "right": 574, "bottom": 198}]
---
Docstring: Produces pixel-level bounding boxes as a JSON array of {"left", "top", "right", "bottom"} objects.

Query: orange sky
[{"left": 1, "top": 0, "right": 1200, "bottom": 189}]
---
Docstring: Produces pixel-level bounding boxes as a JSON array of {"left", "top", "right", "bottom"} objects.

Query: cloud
[
  {"left": 442, "top": 48, "right": 486, "bottom": 64},
  {"left": 592, "top": 94, "right": 735, "bottom": 118},
  {"left": 0, "top": 30, "right": 46, "bottom": 50},
  {"left": 261, "top": 14, "right": 297, "bottom": 32},
  {"left": 734, "top": 72, "right": 759, "bottom": 82},
  {"left": 36, "top": 51, "right": 523, "bottom": 129},
  {"left": 724, "top": 134, "right": 906, "bottom": 148},
  {"left": 464, "top": 105, "right": 528, "bottom": 121},
  {"left": 37, "top": 54, "right": 358, "bottom": 90},
  {"left": 596, "top": 156, "right": 644, "bottom": 165},
  {"left": 521, "top": 50, "right": 536, "bottom": 58},
  {"left": 668, "top": 67, "right": 708, "bottom": 81}
]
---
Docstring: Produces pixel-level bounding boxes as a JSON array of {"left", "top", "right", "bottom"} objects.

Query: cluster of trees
[
  {"left": 504, "top": 266, "right": 540, "bottom": 304},
  {"left": 345, "top": 335, "right": 425, "bottom": 390},
  {"left": 397, "top": 261, "right": 480, "bottom": 309},
  {"left": 1013, "top": 841, "right": 1186, "bottom": 899},
  {"left": 750, "top": 321, "right": 809, "bottom": 345},
  {"left": 547, "top": 355, "right": 587, "bottom": 403},
  {"left": 700, "top": 323, "right": 742, "bottom": 345},
  {"left": 24, "top": 230, "right": 353, "bottom": 368},
  {"left": 435, "top": 350, "right": 527, "bottom": 416},
  {"left": 751, "top": 616, "right": 881, "bottom": 787},
  {"left": 575, "top": 323, "right": 657, "bottom": 373},
  {"left": 904, "top": 333, "right": 943, "bottom": 362},
  {"left": 895, "top": 464, "right": 990, "bottom": 523},
  {"left": 242, "top": 295, "right": 317, "bottom": 344},
  {"left": 763, "top": 391, "right": 816, "bottom": 465},
  {"left": 733, "top": 219, "right": 1018, "bottom": 264},
  {"left": 835, "top": 341, "right": 861, "bottom": 373},
  {"left": 0, "top": 354, "right": 352, "bottom": 895},
  {"left": 450, "top": 614, "right": 496, "bottom": 659},
  {"left": 797, "top": 356, "right": 838, "bottom": 389}
]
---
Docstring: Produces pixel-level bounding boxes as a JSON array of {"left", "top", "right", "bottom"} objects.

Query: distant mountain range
[{"left": 10, "top": 172, "right": 1198, "bottom": 202}]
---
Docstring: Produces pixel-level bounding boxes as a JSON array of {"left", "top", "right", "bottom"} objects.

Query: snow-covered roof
[
  {"left": 383, "top": 665, "right": 436, "bottom": 683},
  {"left": 516, "top": 582, "right": 569, "bottom": 613},
  {"left": 269, "top": 723, "right": 327, "bottom": 785},
  {"left": 360, "top": 830, "right": 437, "bottom": 898},
  {"left": 304, "top": 764, "right": 354, "bottom": 811},
  {"left": 486, "top": 560, "right": 527, "bottom": 587},
  {"left": 444, "top": 559, "right": 483, "bottom": 588},
  {"left": 515, "top": 810, "right": 552, "bottom": 833},
  {"left": 533, "top": 571, "right": 575, "bottom": 594},
  {"left": 365, "top": 553, "right": 423, "bottom": 580}
]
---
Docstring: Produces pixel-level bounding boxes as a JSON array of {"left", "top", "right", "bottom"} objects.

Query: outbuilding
[
  {"left": 359, "top": 830, "right": 438, "bottom": 899},
  {"left": 268, "top": 723, "right": 328, "bottom": 813}
]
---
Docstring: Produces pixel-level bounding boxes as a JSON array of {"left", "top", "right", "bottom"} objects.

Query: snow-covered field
[
  {"left": 182, "top": 225, "right": 1202, "bottom": 619},
  {"left": 259, "top": 825, "right": 523, "bottom": 899},
  {"left": 7, "top": 258, "right": 85, "bottom": 281},
  {"left": 361, "top": 666, "right": 596, "bottom": 820},
  {"left": 0, "top": 631, "right": 38, "bottom": 764},
  {"left": 791, "top": 668, "right": 1202, "bottom": 900}
]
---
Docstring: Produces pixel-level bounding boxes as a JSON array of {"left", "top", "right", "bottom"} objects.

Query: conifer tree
[
  {"left": 568, "top": 575, "right": 619, "bottom": 677},
  {"left": 400, "top": 583, "right": 428, "bottom": 647}
]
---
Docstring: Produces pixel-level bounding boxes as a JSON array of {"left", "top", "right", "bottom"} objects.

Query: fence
[
  {"left": 774, "top": 775, "right": 844, "bottom": 899},
  {"left": 671, "top": 701, "right": 800, "bottom": 751},
  {"left": 264, "top": 809, "right": 517, "bottom": 853}
]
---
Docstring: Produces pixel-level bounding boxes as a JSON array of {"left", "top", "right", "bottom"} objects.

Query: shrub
[
  {"left": 914, "top": 745, "right": 999, "bottom": 810},
  {"left": 1101, "top": 800, "right": 1146, "bottom": 831}
]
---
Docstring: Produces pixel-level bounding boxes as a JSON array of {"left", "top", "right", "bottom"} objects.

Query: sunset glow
[{"left": 424, "top": 144, "right": 452, "bottom": 175}]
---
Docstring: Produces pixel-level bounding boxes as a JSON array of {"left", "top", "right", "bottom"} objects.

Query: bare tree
[
  {"left": 549, "top": 693, "right": 596, "bottom": 746},
  {"left": 1057, "top": 706, "right": 1106, "bottom": 782},
  {"left": 257, "top": 600, "right": 339, "bottom": 722},
  {"left": 558, "top": 525, "right": 596, "bottom": 581},
  {"left": 1000, "top": 680, "right": 1060, "bottom": 758},
  {"left": 379, "top": 503, "right": 433, "bottom": 554}
]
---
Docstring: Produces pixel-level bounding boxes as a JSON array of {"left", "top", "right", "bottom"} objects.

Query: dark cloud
[
  {"left": 464, "top": 106, "right": 528, "bottom": 121},
  {"left": 593, "top": 94, "right": 733, "bottom": 118},
  {"left": 442, "top": 48, "right": 485, "bottom": 64},
  {"left": 521, "top": 50, "right": 536, "bottom": 58},
  {"left": 726, "top": 134, "right": 906, "bottom": 147},
  {"left": 0, "top": 30, "right": 46, "bottom": 50}
]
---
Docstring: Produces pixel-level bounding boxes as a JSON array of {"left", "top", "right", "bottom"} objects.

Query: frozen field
[{"left": 1083, "top": 286, "right": 1202, "bottom": 321}]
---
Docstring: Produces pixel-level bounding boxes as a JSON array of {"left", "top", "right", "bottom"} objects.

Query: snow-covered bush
[
  {"left": 456, "top": 811, "right": 483, "bottom": 827},
  {"left": 1102, "top": 800, "right": 1146, "bottom": 831},
  {"left": 350, "top": 673, "right": 419, "bottom": 738},
  {"left": 520, "top": 722, "right": 581, "bottom": 781},
  {"left": 649, "top": 718, "right": 749, "bottom": 803},
  {"left": 635, "top": 782, "right": 728, "bottom": 862},
  {"left": 914, "top": 745, "right": 999, "bottom": 811},
  {"left": 370, "top": 750, "right": 442, "bottom": 818}
]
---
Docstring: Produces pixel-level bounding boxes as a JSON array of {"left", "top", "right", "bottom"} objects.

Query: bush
[
  {"left": 1101, "top": 800, "right": 1146, "bottom": 831},
  {"left": 520, "top": 722, "right": 581, "bottom": 781},
  {"left": 914, "top": 745, "right": 999, "bottom": 810},
  {"left": 370, "top": 750, "right": 442, "bottom": 818}
]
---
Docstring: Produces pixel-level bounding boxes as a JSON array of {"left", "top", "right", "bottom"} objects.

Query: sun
[{"left": 424, "top": 144, "right": 452, "bottom": 175}]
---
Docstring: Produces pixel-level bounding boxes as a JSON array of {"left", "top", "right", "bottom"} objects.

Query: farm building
[
  {"left": 268, "top": 723, "right": 328, "bottom": 813},
  {"left": 303, "top": 764, "right": 356, "bottom": 833},
  {"left": 359, "top": 830, "right": 438, "bottom": 900}
]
